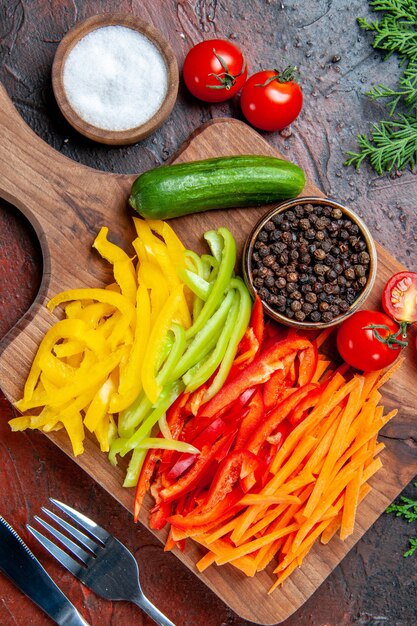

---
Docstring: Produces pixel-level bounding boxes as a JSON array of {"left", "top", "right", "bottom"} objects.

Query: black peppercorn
[{"left": 250, "top": 202, "right": 371, "bottom": 324}]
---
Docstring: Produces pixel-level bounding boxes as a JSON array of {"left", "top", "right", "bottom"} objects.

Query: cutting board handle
[{"left": 0, "top": 82, "right": 134, "bottom": 400}]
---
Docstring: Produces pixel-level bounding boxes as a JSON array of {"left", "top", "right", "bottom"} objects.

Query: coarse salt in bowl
[{"left": 52, "top": 14, "right": 179, "bottom": 145}]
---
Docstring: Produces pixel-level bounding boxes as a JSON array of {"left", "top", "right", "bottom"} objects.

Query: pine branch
[
  {"left": 346, "top": 0, "right": 417, "bottom": 174},
  {"left": 345, "top": 113, "right": 417, "bottom": 174}
]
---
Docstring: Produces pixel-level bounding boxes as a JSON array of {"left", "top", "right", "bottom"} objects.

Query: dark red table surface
[{"left": 1, "top": 2, "right": 417, "bottom": 625}]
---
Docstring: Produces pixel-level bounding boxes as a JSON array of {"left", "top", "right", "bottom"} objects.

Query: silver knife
[{"left": 0, "top": 515, "right": 90, "bottom": 625}]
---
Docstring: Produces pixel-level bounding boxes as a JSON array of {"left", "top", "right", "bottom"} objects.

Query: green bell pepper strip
[
  {"left": 203, "top": 230, "right": 224, "bottom": 263},
  {"left": 124, "top": 437, "right": 200, "bottom": 486},
  {"left": 177, "top": 269, "right": 211, "bottom": 301},
  {"left": 200, "top": 254, "right": 219, "bottom": 281},
  {"left": 183, "top": 289, "right": 240, "bottom": 392},
  {"left": 118, "top": 391, "right": 153, "bottom": 439},
  {"left": 169, "top": 289, "right": 235, "bottom": 381},
  {"left": 118, "top": 382, "right": 184, "bottom": 458},
  {"left": 185, "top": 228, "right": 236, "bottom": 340},
  {"left": 156, "top": 324, "right": 186, "bottom": 386},
  {"left": 184, "top": 249, "right": 204, "bottom": 275},
  {"left": 123, "top": 447, "right": 147, "bottom": 487},
  {"left": 204, "top": 277, "right": 252, "bottom": 402}
]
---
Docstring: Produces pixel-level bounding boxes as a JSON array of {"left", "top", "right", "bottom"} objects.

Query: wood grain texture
[
  {"left": 0, "top": 81, "right": 416, "bottom": 624},
  {"left": 1, "top": 2, "right": 417, "bottom": 625}
]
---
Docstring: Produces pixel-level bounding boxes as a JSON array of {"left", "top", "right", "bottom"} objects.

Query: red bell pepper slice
[
  {"left": 166, "top": 416, "right": 227, "bottom": 481},
  {"left": 200, "top": 337, "right": 312, "bottom": 419},
  {"left": 246, "top": 382, "right": 318, "bottom": 455},
  {"left": 234, "top": 388, "right": 264, "bottom": 451},
  {"left": 250, "top": 294, "right": 265, "bottom": 348},
  {"left": 203, "top": 450, "right": 259, "bottom": 511},
  {"left": 159, "top": 431, "right": 236, "bottom": 504},
  {"left": 297, "top": 342, "right": 318, "bottom": 387},
  {"left": 288, "top": 384, "right": 323, "bottom": 426},
  {"left": 134, "top": 448, "right": 159, "bottom": 522},
  {"left": 167, "top": 486, "right": 245, "bottom": 531},
  {"left": 149, "top": 500, "right": 172, "bottom": 530},
  {"left": 263, "top": 352, "right": 297, "bottom": 411}
]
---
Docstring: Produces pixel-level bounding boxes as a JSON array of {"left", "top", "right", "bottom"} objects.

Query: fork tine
[
  {"left": 41, "top": 507, "right": 98, "bottom": 553},
  {"left": 50, "top": 498, "right": 110, "bottom": 544},
  {"left": 33, "top": 515, "right": 92, "bottom": 563},
  {"left": 27, "top": 524, "right": 84, "bottom": 577}
]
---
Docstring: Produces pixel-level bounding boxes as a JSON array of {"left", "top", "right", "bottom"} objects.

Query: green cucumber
[{"left": 129, "top": 155, "right": 305, "bottom": 220}]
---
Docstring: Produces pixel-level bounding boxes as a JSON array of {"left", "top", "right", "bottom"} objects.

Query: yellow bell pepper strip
[
  {"left": 84, "top": 376, "right": 117, "bottom": 432},
  {"left": 185, "top": 228, "right": 236, "bottom": 340},
  {"left": 137, "top": 261, "right": 169, "bottom": 320},
  {"left": 25, "top": 347, "right": 126, "bottom": 410},
  {"left": 38, "top": 352, "right": 76, "bottom": 387},
  {"left": 48, "top": 288, "right": 135, "bottom": 351},
  {"left": 16, "top": 318, "right": 104, "bottom": 409},
  {"left": 94, "top": 413, "right": 117, "bottom": 454},
  {"left": 93, "top": 227, "right": 137, "bottom": 304},
  {"left": 77, "top": 302, "right": 115, "bottom": 328},
  {"left": 109, "top": 283, "right": 151, "bottom": 414},
  {"left": 53, "top": 340, "right": 85, "bottom": 359},
  {"left": 65, "top": 301, "right": 83, "bottom": 318},
  {"left": 142, "top": 284, "right": 187, "bottom": 404},
  {"left": 145, "top": 219, "right": 186, "bottom": 268},
  {"left": 61, "top": 412, "right": 85, "bottom": 456}
]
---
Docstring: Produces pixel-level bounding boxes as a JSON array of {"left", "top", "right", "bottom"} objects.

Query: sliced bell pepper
[
  {"left": 93, "top": 227, "right": 137, "bottom": 304},
  {"left": 159, "top": 432, "right": 236, "bottom": 504},
  {"left": 109, "top": 283, "right": 151, "bottom": 413},
  {"left": 288, "top": 384, "right": 324, "bottom": 426},
  {"left": 166, "top": 416, "right": 227, "bottom": 481},
  {"left": 141, "top": 285, "right": 186, "bottom": 403},
  {"left": 234, "top": 388, "right": 264, "bottom": 451},
  {"left": 297, "top": 342, "right": 319, "bottom": 387},
  {"left": 185, "top": 227, "right": 236, "bottom": 340},
  {"left": 246, "top": 383, "right": 318, "bottom": 456},
  {"left": 199, "top": 338, "right": 312, "bottom": 419},
  {"left": 203, "top": 450, "right": 260, "bottom": 511},
  {"left": 263, "top": 352, "right": 297, "bottom": 411}
]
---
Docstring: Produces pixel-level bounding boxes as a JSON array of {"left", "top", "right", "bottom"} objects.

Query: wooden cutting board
[{"left": 1, "top": 81, "right": 416, "bottom": 624}]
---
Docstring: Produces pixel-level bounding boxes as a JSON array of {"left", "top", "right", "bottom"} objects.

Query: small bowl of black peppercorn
[{"left": 243, "top": 197, "right": 377, "bottom": 329}]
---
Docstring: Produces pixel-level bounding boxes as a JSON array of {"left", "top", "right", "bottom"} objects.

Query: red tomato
[
  {"left": 240, "top": 67, "right": 303, "bottom": 131},
  {"left": 382, "top": 271, "right": 417, "bottom": 324},
  {"left": 183, "top": 39, "right": 247, "bottom": 103},
  {"left": 336, "top": 310, "right": 406, "bottom": 371}
]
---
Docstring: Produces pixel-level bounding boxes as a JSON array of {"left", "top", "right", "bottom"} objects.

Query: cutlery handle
[{"left": 133, "top": 593, "right": 176, "bottom": 626}]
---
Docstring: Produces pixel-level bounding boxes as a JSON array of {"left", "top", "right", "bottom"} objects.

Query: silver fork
[{"left": 27, "top": 498, "right": 176, "bottom": 626}]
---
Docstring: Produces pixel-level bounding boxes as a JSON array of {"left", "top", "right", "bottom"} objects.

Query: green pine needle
[
  {"left": 346, "top": 0, "right": 417, "bottom": 174},
  {"left": 386, "top": 481, "right": 417, "bottom": 557}
]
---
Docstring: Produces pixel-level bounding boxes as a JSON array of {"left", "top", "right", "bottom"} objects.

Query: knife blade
[{"left": 0, "top": 515, "right": 90, "bottom": 626}]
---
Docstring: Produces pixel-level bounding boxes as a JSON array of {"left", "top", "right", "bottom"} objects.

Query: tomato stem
[
  {"left": 206, "top": 49, "right": 246, "bottom": 90},
  {"left": 363, "top": 324, "right": 408, "bottom": 350},
  {"left": 255, "top": 65, "right": 299, "bottom": 88}
]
